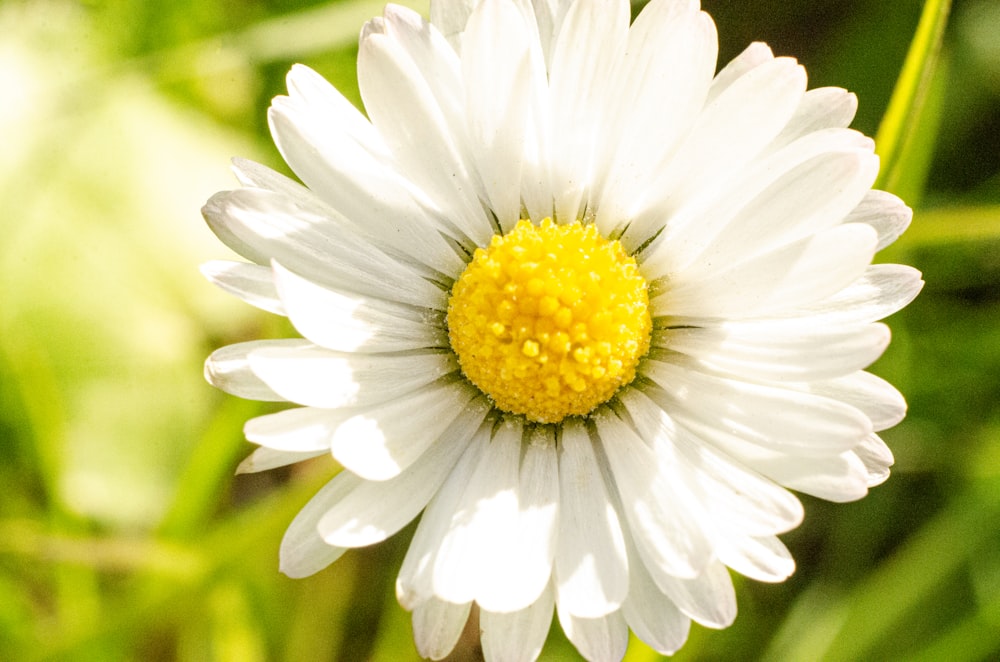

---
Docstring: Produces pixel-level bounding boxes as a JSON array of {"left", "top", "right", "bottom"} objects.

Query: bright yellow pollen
[{"left": 447, "top": 219, "right": 652, "bottom": 423}]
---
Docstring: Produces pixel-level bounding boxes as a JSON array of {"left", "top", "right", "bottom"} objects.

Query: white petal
[
  {"left": 481, "top": 586, "right": 555, "bottom": 662},
  {"left": 546, "top": 0, "right": 629, "bottom": 224},
  {"left": 557, "top": 604, "right": 628, "bottom": 662},
  {"left": 201, "top": 260, "right": 284, "bottom": 315},
  {"left": 331, "top": 382, "right": 488, "bottom": 481},
  {"left": 496, "top": 426, "right": 560, "bottom": 609},
  {"left": 434, "top": 422, "right": 559, "bottom": 613},
  {"left": 555, "top": 420, "right": 629, "bottom": 618},
  {"left": 643, "top": 360, "right": 873, "bottom": 456},
  {"left": 595, "top": 412, "right": 711, "bottom": 580},
  {"left": 595, "top": 1, "right": 717, "bottom": 235},
  {"left": 358, "top": 12, "right": 492, "bottom": 247},
  {"left": 683, "top": 418, "right": 871, "bottom": 502},
  {"left": 776, "top": 450, "right": 871, "bottom": 502},
  {"left": 203, "top": 187, "right": 447, "bottom": 308},
  {"left": 717, "top": 534, "right": 795, "bottom": 583},
  {"left": 619, "top": 388, "right": 804, "bottom": 536},
  {"left": 767, "top": 86, "right": 859, "bottom": 152},
  {"left": 235, "top": 447, "right": 325, "bottom": 474},
  {"left": 660, "top": 223, "right": 879, "bottom": 319},
  {"left": 267, "top": 70, "right": 465, "bottom": 275},
  {"left": 431, "top": 419, "right": 523, "bottom": 606},
  {"left": 782, "top": 263, "right": 924, "bottom": 326},
  {"left": 244, "top": 406, "right": 341, "bottom": 451},
  {"left": 430, "top": 0, "right": 475, "bottom": 49},
  {"left": 807, "top": 371, "right": 907, "bottom": 431},
  {"left": 653, "top": 561, "right": 737, "bottom": 629},
  {"left": 620, "top": 529, "right": 691, "bottom": 655},
  {"left": 279, "top": 476, "right": 350, "bottom": 578},
  {"left": 660, "top": 322, "right": 891, "bottom": 382},
  {"left": 273, "top": 262, "right": 448, "bottom": 354},
  {"left": 844, "top": 189, "right": 913, "bottom": 251},
  {"left": 397, "top": 424, "right": 490, "bottom": 609},
  {"left": 318, "top": 412, "right": 478, "bottom": 547},
  {"left": 204, "top": 340, "right": 299, "bottom": 402},
  {"left": 853, "top": 433, "right": 894, "bottom": 487},
  {"left": 640, "top": 57, "right": 807, "bottom": 229},
  {"left": 706, "top": 41, "right": 773, "bottom": 104},
  {"left": 462, "top": 0, "right": 532, "bottom": 232},
  {"left": 248, "top": 344, "right": 457, "bottom": 410},
  {"left": 412, "top": 598, "right": 471, "bottom": 661},
  {"left": 687, "top": 149, "right": 879, "bottom": 269},
  {"left": 640, "top": 127, "right": 875, "bottom": 269}
]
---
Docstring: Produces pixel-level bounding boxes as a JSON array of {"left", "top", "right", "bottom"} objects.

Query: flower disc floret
[{"left": 447, "top": 219, "right": 652, "bottom": 423}]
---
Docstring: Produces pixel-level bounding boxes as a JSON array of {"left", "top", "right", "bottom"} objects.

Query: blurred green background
[{"left": 1, "top": 0, "right": 998, "bottom": 660}]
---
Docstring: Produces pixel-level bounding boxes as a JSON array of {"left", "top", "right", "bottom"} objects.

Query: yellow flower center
[{"left": 447, "top": 219, "right": 652, "bottom": 423}]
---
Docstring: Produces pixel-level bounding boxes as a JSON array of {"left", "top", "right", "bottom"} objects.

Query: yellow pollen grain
[{"left": 446, "top": 218, "right": 652, "bottom": 423}]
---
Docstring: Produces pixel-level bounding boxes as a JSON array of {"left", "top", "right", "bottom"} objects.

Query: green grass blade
[
  {"left": 874, "top": 0, "right": 952, "bottom": 194},
  {"left": 899, "top": 205, "right": 1000, "bottom": 246}
]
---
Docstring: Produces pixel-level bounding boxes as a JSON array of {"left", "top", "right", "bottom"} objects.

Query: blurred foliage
[{"left": 1, "top": 0, "right": 998, "bottom": 660}]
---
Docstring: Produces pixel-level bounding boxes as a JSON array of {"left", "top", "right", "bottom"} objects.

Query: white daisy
[{"left": 202, "top": 0, "right": 922, "bottom": 659}]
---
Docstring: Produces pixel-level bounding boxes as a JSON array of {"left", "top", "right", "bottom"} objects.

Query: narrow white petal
[
  {"left": 547, "top": 0, "right": 629, "bottom": 224},
  {"left": 595, "top": 1, "right": 717, "bottom": 235},
  {"left": 706, "top": 41, "right": 774, "bottom": 104},
  {"left": 717, "top": 534, "right": 795, "bottom": 583},
  {"left": 204, "top": 340, "right": 300, "bottom": 402},
  {"left": 689, "top": 150, "right": 879, "bottom": 269},
  {"left": 235, "top": 447, "right": 325, "bottom": 474},
  {"left": 481, "top": 587, "right": 555, "bottom": 662},
  {"left": 244, "top": 406, "right": 341, "bottom": 451},
  {"left": 782, "top": 263, "right": 924, "bottom": 326},
  {"left": 555, "top": 420, "right": 629, "bottom": 618},
  {"left": 331, "top": 382, "right": 488, "bottom": 481},
  {"left": 201, "top": 260, "right": 283, "bottom": 315},
  {"left": 660, "top": 322, "right": 891, "bottom": 382},
  {"left": 267, "top": 71, "right": 465, "bottom": 275},
  {"left": 619, "top": 389, "right": 804, "bottom": 536},
  {"left": 595, "top": 412, "right": 711, "bottom": 580},
  {"left": 462, "top": 0, "right": 532, "bottom": 231},
  {"left": 487, "top": 425, "right": 560, "bottom": 611},
  {"left": 203, "top": 187, "right": 447, "bottom": 308},
  {"left": 430, "top": 0, "right": 476, "bottom": 50},
  {"left": 844, "top": 189, "right": 913, "bottom": 251},
  {"left": 358, "top": 16, "right": 492, "bottom": 247},
  {"left": 853, "top": 433, "right": 894, "bottom": 487},
  {"left": 654, "top": 561, "right": 737, "bottom": 629},
  {"left": 660, "top": 223, "right": 879, "bottom": 319},
  {"left": 621, "top": 528, "right": 691, "bottom": 655},
  {"left": 640, "top": 127, "right": 874, "bottom": 268},
  {"left": 644, "top": 360, "right": 872, "bottom": 456},
  {"left": 432, "top": 420, "right": 523, "bottom": 606},
  {"left": 767, "top": 86, "right": 859, "bottom": 152},
  {"left": 318, "top": 412, "right": 477, "bottom": 547},
  {"left": 412, "top": 598, "right": 471, "bottom": 661},
  {"left": 682, "top": 417, "right": 871, "bottom": 502},
  {"left": 557, "top": 604, "right": 628, "bottom": 662},
  {"left": 642, "top": 57, "right": 807, "bottom": 227},
  {"left": 602, "top": 430, "right": 738, "bottom": 628},
  {"left": 397, "top": 425, "right": 490, "bottom": 609},
  {"left": 249, "top": 344, "right": 457, "bottom": 410},
  {"left": 279, "top": 476, "right": 351, "bottom": 578},
  {"left": 807, "top": 371, "right": 907, "bottom": 431},
  {"left": 273, "top": 262, "right": 448, "bottom": 354}
]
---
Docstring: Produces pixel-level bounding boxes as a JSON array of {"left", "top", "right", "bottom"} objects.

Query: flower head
[{"left": 202, "top": 0, "right": 922, "bottom": 659}]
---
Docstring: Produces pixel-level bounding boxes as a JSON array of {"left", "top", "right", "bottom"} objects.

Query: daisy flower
[{"left": 201, "top": 0, "right": 922, "bottom": 659}]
